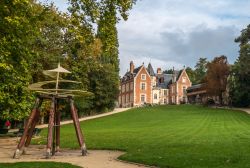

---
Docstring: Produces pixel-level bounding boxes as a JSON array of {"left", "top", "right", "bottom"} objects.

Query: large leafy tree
[
  {"left": 205, "top": 55, "right": 230, "bottom": 105},
  {"left": 68, "top": 0, "right": 137, "bottom": 111},
  {"left": 0, "top": 1, "right": 72, "bottom": 120},
  {"left": 0, "top": 0, "right": 42, "bottom": 120},
  {"left": 0, "top": 0, "right": 137, "bottom": 120},
  {"left": 230, "top": 24, "right": 250, "bottom": 107},
  {"left": 31, "top": 4, "right": 70, "bottom": 83}
]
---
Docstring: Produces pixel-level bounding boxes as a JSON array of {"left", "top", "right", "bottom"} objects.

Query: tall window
[
  {"left": 130, "top": 93, "right": 133, "bottom": 102},
  {"left": 182, "top": 86, "right": 187, "bottom": 103},
  {"left": 126, "top": 94, "right": 129, "bottom": 103},
  {"left": 141, "top": 94, "right": 146, "bottom": 102},
  {"left": 122, "top": 95, "right": 125, "bottom": 104},
  {"left": 141, "top": 74, "right": 146, "bottom": 80},
  {"left": 164, "top": 90, "right": 167, "bottom": 96},
  {"left": 182, "top": 77, "right": 186, "bottom": 83},
  {"left": 122, "top": 85, "right": 125, "bottom": 93},
  {"left": 154, "top": 93, "right": 158, "bottom": 99},
  {"left": 126, "top": 83, "right": 129, "bottom": 91},
  {"left": 141, "top": 82, "right": 146, "bottom": 90},
  {"left": 172, "top": 86, "right": 175, "bottom": 93},
  {"left": 183, "top": 86, "right": 187, "bottom": 95},
  {"left": 130, "top": 82, "right": 133, "bottom": 91}
]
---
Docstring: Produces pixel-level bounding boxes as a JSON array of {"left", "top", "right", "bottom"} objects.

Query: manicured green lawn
[
  {"left": 0, "top": 162, "right": 80, "bottom": 168},
  {"left": 37, "top": 105, "right": 250, "bottom": 168}
]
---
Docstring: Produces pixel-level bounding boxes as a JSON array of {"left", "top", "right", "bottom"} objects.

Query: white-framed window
[
  {"left": 126, "top": 83, "right": 129, "bottom": 91},
  {"left": 126, "top": 94, "right": 129, "bottom": 103},
  {"left": 172, "top": 86, "right": 175, "bottom": 94},
  {"left": 183, "top": 86, "right": 187, "bottom": 95},
  {"left": 122, "top": 95, "right": 125, "bottom": 104},
  {"left": 141, "top": 94, "right": 146, "bottom": 102},
  {"left": 130, "top": 82, "right": 133, "bottom": 91},
  {"left": 130, "top": 93, "right": 133, "bottom": 102},
  {"left": 141, "top": 82, "right": 146, "bottom": 90},
  {"left": 141, "top": 74, "right": 146, "bottom": 80},
  {"left": 164, "top": 90, "right": 167, "bottom": 96},
  {"left": 182, "top": 77, "right": 186, "bottom": 83},
  {"left": 164, "top": 98, "right": 167, "bottom": 104},
  {"left": 122, "top": 84, "right": 125, "bottom": 93},
  {"left": 154, "top": 93, "right": 158, "bottom": 99}
]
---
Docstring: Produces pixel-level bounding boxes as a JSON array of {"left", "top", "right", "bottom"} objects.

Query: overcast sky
[{"left": 42, "top": 0, "right": 250, "bottom": 75}]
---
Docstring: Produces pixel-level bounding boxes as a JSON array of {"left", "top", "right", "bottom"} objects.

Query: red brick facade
[
  {"left": 169, "top": 70, "right": 192, "bottom": 104},
  {"left": 118, "top": 61, "right": 191, "bottom": 107},
  {"left": 134, "top": 66, "right": 152, "bottom": 106}
]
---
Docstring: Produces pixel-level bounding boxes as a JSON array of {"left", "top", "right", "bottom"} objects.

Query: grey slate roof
[
  {"left": 176, "top": 70, "right": 183, "bottom": 81},
  {"left": 156, "top": 74, "right": 172, "bottom": 89},
  {"left": 186, "top": 83, "right": 205, "bottom": 91},
  {"left": 121, "top": 65, "right": 143, "bottom": 82},
  {"left": 121, "top": 63, "right": 186, "bottom": 89},
  {"left": 147, "top": 63, "right": 155, "bottom": 76}
]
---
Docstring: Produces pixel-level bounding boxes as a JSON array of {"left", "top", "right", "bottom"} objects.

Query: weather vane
[{"left": 13, "top": 63, "right": 92, "bottom": 159}]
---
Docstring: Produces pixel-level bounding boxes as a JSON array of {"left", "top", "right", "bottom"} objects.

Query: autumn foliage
[{"left": 205, "top": 55, "right": 230, "bottom": 105}]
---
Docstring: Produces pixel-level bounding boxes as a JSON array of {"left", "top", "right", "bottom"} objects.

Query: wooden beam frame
[{"left": 13, "top": 95, "right": 87, "bottom": 159}]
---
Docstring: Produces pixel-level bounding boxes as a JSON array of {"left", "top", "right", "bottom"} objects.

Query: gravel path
[
  {"left": 234, "top": 108, "right": 250, "bottom": 114},
  {"left": 0, "top": 138, "right": 147, "bottom": 168}
]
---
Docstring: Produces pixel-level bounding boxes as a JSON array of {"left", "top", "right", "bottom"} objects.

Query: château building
[{"left": 118, "top": 61, "right": 192, "bottom": 107}]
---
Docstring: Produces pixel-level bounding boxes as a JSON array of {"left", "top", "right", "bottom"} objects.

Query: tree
[
  {"left": 230, "top": 24, "right": 250, "bottom": 107},
  {"left": 185, "top": 67, "right": 196, "bottom": 84},
  {"left": 31, "top": 3, "right": 70, "bottom": 83},
  {"left": 0, "top": 0, "right": 137, "bottom": 120},
  {"left": 0, "top": 1, "right": 75, "bottom": 120},
  {"left": 0, "top": 0, "right": 42, "bottom": 120},
  {"left": 194, "top": 57, "right": 208, "bottom": 84},
  {"left": 205, "top": 55, "right": 230, "bottom": 105},
  {"left": 68, "top": 0, "right": 137, "bottom": 111},
  {"left": 163, "top": 69, "right": 173, "bottom": 74}
]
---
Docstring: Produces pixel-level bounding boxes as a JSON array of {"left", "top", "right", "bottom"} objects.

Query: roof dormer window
[{"left": 141, "top": 74, "right": 146, "bottom": 80}]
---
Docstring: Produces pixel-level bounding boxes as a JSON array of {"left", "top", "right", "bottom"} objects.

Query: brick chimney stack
[
  {"left": 157, "top": 68, "right": 162, "bottom": 74},
  {"left": 130, "top": 61, "right": 134, "bottom": 73},
  {"left": 172, "top": 67, "right": 176, "bottom": 82}
]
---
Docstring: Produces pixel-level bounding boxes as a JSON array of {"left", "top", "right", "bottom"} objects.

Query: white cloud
[
  {"left": 40, "top": 0, "right": 250, "bottom": 76},
  {"left": 117, "top": 0, "right": 250, "bottom": 75}
]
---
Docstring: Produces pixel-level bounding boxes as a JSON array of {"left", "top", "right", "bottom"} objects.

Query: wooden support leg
[
  {"left": 23, "top": 99, "right": 43, "bottom": 154},
  {"left": 55, "top": 100, "right": 61, "bottom": 153},
  {"left": 69, "top": 98, "right": 87, "bottom": 156},
  {"left": 46, "top": 97, "right": 55, "bottom": 159},
  {"left": 13, "top": 97, "right": 41, "bottom": 159},
  {"left": 23, "top": 109, "right": 40, "bottom": 154},
  {"left": 52, "top": 100, "right": 57, "bottom": 156}
]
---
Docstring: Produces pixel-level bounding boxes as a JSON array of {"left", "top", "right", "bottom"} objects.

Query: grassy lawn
[
  {"left": 0, "top": 162, "right": 80, "bottom": 168},
  {"left": 37, "top": 105, "right": 250, "bottom": 168}
]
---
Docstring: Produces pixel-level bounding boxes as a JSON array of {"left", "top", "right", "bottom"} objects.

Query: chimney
[
  {"left": 130, "top": 61, "right": 134, "bottom": 73},
  {"left": 157, "top": 68, "right": 162, "bottom": 74},
  {"left": 172, "top": 67, "right": 176, "bottom": 82}
]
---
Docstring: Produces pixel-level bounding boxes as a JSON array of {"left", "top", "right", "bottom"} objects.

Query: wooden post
[
  {"left": 13, "top": 97, "right": 41, "bottom": 159},
  {"left": 55, "top": 99, "right": 61, "bottom": 153},
  {"left": 23, "top": 109, "right": 40, "bottom": 154},
  {"left": 52, "top": 99, "right": 57, "bottom": 156},
  {"left": 23, "top": 99, "right": 43, "bottom": 153},
  {"left": 69, "top": 98, "right": 87, "bottom": 156},
  {"left": 46, "top": 96, "right": 55, "bottom": 159}
]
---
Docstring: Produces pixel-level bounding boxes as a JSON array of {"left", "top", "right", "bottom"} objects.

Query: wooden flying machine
[{"left": 13, "top": 63, "right": 92, "bottom": 159}]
